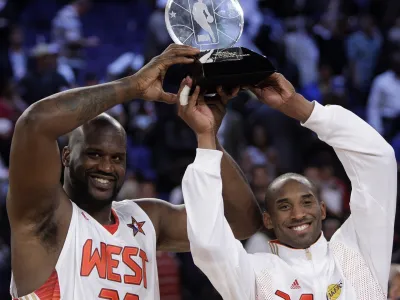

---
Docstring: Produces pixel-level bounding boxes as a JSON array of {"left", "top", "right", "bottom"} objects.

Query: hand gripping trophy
[{"left": 165, "top": 0, "right": 276, "bottom": 94}]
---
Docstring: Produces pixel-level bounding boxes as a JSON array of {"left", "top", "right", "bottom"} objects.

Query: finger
[
  {"left": 159, "top": 92, "right": 178, "bottom": 104},
  {"left": 177, "top": 78, "right": 187, "bottom": 115},
  {"left": 180, "top": 85, "right": 191, "bottom": 106},
  {"left": 164, "top": 44, "right": 200, "bottom": 56},
  {"left": 188, "top": 85, "right": 201, "bottom": 110},
  {"left": 160, "top": 56, "right": 196, "bottom": 68},
  {"left": 167, "top": 47, "right": 200, "bottom": 57},
  {"left": 178, "top": 76, "right": 193, "bottom": 107}
]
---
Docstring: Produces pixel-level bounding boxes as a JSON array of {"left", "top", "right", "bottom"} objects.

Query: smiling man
[
  {"left": 182, "top": 73, "right": 397, "bottom": 300},
  {"left": 263, "top": 172, "right": 326, "bottom": 250}
]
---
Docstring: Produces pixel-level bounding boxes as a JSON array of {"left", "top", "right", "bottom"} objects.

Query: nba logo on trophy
[
  {"left": 165, "top": 0, "right": 243, "bottom": 50},
  {"left": 189, "top": 0, "right": 218, "bottom": 45}
]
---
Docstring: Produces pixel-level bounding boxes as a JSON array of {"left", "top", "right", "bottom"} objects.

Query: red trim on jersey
[
  {"left": 34, "top": 270, "right": 61, "bottom": 299},
  {"left": 103, "top": 209, "right": 120, "bottom": 235}
]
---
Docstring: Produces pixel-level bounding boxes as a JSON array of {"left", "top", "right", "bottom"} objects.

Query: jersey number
[
  {"left": 276, "top": 291, "right": 314, "bottom": 300},
  {"left": 99, "top": 288, "right": 139, "bottom": 300}
]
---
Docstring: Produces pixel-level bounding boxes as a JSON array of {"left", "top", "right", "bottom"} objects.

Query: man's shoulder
[{"left": 113, "top": 198, "right": 169, "bottom": 219}]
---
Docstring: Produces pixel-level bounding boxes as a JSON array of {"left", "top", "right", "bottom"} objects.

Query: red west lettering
[
  {"left": 81, "top": 240, "right": 148, "bottom": 287},
  {"left": 81, "top": 239, "right": 107, "bottom": 279}
]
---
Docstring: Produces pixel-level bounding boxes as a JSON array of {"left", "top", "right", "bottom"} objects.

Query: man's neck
[
  {"left": 81, "top": 204, "right": 115, "bottom": 225},
  {"left": 63, "top": 183, "right": 115, "bottom": 225}
]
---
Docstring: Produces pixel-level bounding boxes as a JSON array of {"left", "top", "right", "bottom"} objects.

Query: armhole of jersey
[{"left": 56, "top": 200, "right": 78, "bottom": 270}]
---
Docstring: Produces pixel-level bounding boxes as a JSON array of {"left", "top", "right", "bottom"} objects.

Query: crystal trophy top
[{"left": 165, "top": 0, "right": 244, "bottom": 50}]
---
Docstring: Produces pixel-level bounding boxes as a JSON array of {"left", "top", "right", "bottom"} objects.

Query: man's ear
[
  {"left": 62, "top": 146, "right": 70, "bottom": 167},
  {"left": 263, "top": 211, "right": 274, "bottom": 230}
]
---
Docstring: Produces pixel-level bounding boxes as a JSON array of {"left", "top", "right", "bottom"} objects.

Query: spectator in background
[
  {"left": 241, "top": 124, "right": 278, "bottom": 178},
  {"left": 0, "top": 75, "right": 26, "bottom": 166},
  {"left": 47, "top": 43, "right": 76, "bottom": 87},
  {"left": 304, "top": 160, "right": 349, "bottom": 218},
  {"left": 314, "top": 16, "right": 348, "bottom": 76},
  {"left": 250, "top": 164, "right": 272, "bottom": 208},
  {"left": 284, "top": 16, "right": 320, "bottom": 89},
  {"left": 0, "top": 0, "right": 29, "bottom": 78},
  {"left": 245, "top": 164, "right": 275, "bottom": 255},
  {"left": 347, "top": 14, "right": 382, "bottom": 103},
  {"left": 217, "top": 105, "right": 245, "bottom": 161},
  {"left": 18, "top": 44, "right": 69, "bottom": 106},
  {"left": 8, "top": 25, "right": 26, "bottom": 81},
  {"left": 51, "top": 0, "right": 99, "bottom": 77},
  {"left": 367, "top": 51, "right": 400, "bottom": 140},
  {"left": 143, "top": 0, "right": 171, "bottom": 63}
]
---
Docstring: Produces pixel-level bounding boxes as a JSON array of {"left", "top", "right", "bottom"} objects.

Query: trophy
[{"left": 165, "top": 0, "right": 276, "bottom": 94}]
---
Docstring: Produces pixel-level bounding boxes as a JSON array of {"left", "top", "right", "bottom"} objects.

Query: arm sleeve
[
  {"left": 182, "top": 149, "right": 256, "bottom": 300},
  {"left": 302, "top": 102, "right": 397, "bottom": 293}
]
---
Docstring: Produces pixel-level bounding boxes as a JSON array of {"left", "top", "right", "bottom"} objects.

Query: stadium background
[{"left": 0, "top": 0, "right": 400, "bottom": 299}]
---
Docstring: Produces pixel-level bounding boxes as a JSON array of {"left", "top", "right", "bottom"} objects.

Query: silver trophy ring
[{"left": 165, "top": 0, "right": 244, "bottom": 50}]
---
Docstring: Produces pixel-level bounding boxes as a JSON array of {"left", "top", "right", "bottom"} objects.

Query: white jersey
[
  {"left": 11, "top": 200, "right": 160, "bottom": 300},
  {"left": 182, "top": 102, "right": 397, "bottom": 300}
]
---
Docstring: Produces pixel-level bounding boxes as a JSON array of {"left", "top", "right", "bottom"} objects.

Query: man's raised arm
[
  {"left": 7, "top": 44, "right": 199, "bottom": 226},
  {"left": 177, "top": 82, "right": 255, "bottom": 299}
]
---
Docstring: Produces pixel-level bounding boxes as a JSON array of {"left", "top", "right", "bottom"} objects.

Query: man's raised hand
[{"left": 133, "top": 44, "right": 200, "bottom": 104}]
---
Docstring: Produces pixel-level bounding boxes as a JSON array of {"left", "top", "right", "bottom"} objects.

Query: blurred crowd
[{"left": 0, "top": 0, "right": 400, "bottom": 299}]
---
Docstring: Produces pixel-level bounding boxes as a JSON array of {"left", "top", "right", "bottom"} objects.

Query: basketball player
[
  {"left": 7, "top": 44, "right": 262, "bottom": 299},
  {"left": 192, "top": 0, "right": 216, "bottom": 43},
  {"left": 181, "top": 73, "right": 397, "bottom": 299}
]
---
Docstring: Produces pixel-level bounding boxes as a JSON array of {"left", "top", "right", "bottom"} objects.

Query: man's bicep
[
  {"left": 7, "top": 119, "right": 65, "bottom": 225},
  {"left": 158, "top": 202, "right": 189, "bottom": 252}
]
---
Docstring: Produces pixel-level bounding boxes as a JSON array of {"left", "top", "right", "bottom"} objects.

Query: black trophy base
[{"left": 188, "top": 47, "right": 276, "bottom": 95}]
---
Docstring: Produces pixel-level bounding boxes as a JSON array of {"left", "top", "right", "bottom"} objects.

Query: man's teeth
[
  {"left": 94, "top": 178, "right": 111, "bottom": 184},
  {"left": 292, "top": 224, "right": 310, "bottom": 231}
]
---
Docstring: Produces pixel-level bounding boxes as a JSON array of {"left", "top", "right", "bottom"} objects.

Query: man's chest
[
  {"left": 70, "top": 211, "right": 158, "bottom": 297},
  {"left": 255, "top": 258, "right": 355, "bottom": 300}
]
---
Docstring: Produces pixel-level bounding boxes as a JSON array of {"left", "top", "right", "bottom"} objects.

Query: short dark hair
[{"left": 264, "top": 173, "right": 319, "bottom": 213}]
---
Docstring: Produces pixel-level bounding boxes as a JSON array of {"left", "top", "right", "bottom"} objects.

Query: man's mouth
[
  {"left": 89, "top": 174, "right": 115, "bottom": 190},
  {"left": 288, "top": 222, "right": 312, "bottom": 233}
]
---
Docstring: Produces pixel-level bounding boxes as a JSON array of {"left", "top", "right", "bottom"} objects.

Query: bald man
[{"left": 7, "top": 44, "right": 261, "bottom": 299}]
